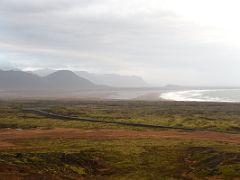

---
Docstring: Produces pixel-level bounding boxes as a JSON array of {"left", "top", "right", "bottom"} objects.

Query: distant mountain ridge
[
  {"left": 31, "top": 69, "right": 148, "bottom": 87},
  {"left": 0, "top": 70, "right": 98, "bottom": 92},
  {"left": 44, "top": 70, "right": 96, "bottom": 90},
  {"left": 0, "top": 70, "right": 45, "bottom": 91}
]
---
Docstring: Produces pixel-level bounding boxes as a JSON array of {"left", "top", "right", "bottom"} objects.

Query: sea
[{"left": 160, "top": 89, "right": 240, "bottom": 102}]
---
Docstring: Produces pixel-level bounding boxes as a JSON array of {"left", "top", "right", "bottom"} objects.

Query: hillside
[
  {"left": 0, "top": 70, "right": 98, "bottom": 92},
  {"left": 0, "top": 70, "right": 45, "bottom": 91},
  {"left": 44, "top": 70, "right": 96, "bottom": 90},
  {"left": 31, "top": 69, "right": 148, "bottom": 87}
]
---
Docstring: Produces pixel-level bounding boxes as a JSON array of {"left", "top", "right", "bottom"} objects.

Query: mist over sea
[{"left": 160, "top": 89, "right": 240, "bottom": 102}]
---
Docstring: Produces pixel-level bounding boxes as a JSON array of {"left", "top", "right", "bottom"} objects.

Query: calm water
[{"left": 160, "top": 89, "right": 240, "bottom": 102}]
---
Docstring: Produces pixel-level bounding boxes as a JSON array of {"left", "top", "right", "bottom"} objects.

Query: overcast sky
[{"left": 1, "top": 0, "right": 240, "bottom": 86}]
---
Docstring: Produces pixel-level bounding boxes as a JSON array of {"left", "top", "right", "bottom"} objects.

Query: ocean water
[{"left": 160, "top": 89, "right": 240, "bottom": 102}]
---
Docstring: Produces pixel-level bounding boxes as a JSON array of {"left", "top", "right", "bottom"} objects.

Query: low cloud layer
[{"left": 0, "top": 0, "right": 240, "bottom": 86}]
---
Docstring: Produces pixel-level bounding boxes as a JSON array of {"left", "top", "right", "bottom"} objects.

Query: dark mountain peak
[
  {"left": 0, "top": 70, "right": 98, "bottom": 92},
  {"left": 31, "top": 69, "right": 148, "bottom": 87},
  {"left": 44, "top": 70, "right": 95, "bottom": 89}
]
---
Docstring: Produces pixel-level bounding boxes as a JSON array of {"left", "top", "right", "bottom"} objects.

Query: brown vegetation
[{"left": 0, "top": 128, "right": 240, "bottom": 149}]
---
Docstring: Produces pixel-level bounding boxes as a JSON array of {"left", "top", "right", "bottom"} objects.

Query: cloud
[{"left": 0, "top": 0, "right": 240, "bottom": 86}]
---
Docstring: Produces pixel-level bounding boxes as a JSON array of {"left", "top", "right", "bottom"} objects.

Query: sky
[{"left": 1, "top": 0, "right": 240, "bottom": 86}]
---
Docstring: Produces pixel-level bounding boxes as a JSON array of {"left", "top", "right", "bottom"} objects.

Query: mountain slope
[
  {"left": 0, "top": 70, "right": 45, "bottom": 90},
  {"left": 31, "top": 69, "right": 148, "bottom": 87},
  {"left": 0, "top": 70, "right": 97, "bottom": 92},
  {"left": 44, "top": 70, "right": 96, "bottom": 90}
]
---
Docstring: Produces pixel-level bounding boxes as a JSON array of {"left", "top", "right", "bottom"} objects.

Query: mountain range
[
  {"left": 0, "top": 70, "right": 98, "bottom": 92},
  {"left": 0, "top": 69, "right": 149, "bottom": 93},
  {"left": 31, "top": 69, "right": 148, "bottom": 87}
]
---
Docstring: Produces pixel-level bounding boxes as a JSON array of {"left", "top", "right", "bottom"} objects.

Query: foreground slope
[{"left": 0, "top": 101, "right": 239, "bottom": 179}]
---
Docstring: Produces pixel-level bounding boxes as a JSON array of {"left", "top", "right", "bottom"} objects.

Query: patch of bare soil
[
  {"left": 0, "top": 141, "right": 14, "bottom": 147},
  {"left": 0, "top": 128, "right": 240, "bottom": 148}
]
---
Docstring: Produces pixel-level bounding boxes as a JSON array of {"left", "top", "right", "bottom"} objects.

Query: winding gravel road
[{"left": 23, "top": 108, "right": 194, "bottom": 131}]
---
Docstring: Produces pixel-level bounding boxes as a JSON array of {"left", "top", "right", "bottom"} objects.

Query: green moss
[
  {"left": 219, "top": 164, "right": 240, "bottom": 177},
  {"left": 1, "top": 138, "right": 240, "bottom": 179},
  {"left": 1, "top": 100, "right": 240, "bottom": 132},
  {"left": 66, "top": 165, "right": 86, "bottom": 175},
  {"left": 0, "top": 100, "right": 240, "bottom": 179}
]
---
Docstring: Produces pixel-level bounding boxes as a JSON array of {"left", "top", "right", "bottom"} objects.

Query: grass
[
  {"left": 0, "top": 100, "right": 240, "bottom": 179},
  {"left": 1, "top": 100, "right": 240, "bottom": 132},
  {"left": 45, "top": 101, "right": 240, "bottom": 132},
  {"left": 1, "top": 138, "right": 240, "bottom": 179}
]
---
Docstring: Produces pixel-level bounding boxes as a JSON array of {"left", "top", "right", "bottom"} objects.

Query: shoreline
[
  {"left": 160, "top": 89, "right": 240, "bottom": 103},
  {"left": 0, "top": 88, "right": 240, "bottom": 103}
]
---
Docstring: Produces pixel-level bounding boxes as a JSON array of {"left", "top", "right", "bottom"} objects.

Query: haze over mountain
[
  {"left": 0, "top": 70, "right": 45, "bottom": 91},
  {"left": 31, "top": 69, "right": 148, "bottom": 87},
  {"left": 75, "top": 71, "right": 148, "bottom": 87},
  {"left": 3, "top": 0, "right": 240, "bottom": 86},
  {"left": 0, "top": 69, "right": 165, "bottom": 100},
  {"left": 44, "top": 70, "right": 96, "bottom": 90},
  {"left": 0, "top": 70, "right": 98, "bottom": 92},
  {"left": 30, "top": 69, "right": 56, "bottom": 77}
]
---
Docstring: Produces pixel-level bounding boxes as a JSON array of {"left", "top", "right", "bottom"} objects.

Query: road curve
[{"left": 23, "top": 108, "right": 194, "bottom": 131}]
